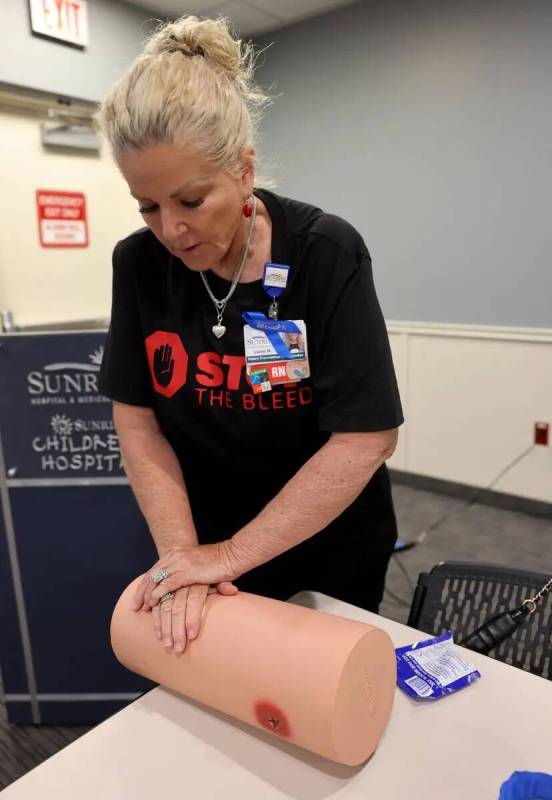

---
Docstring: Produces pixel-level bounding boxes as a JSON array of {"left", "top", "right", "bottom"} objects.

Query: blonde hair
[{"left": 96, "top": 16, "right": 271, "bottom": 179}]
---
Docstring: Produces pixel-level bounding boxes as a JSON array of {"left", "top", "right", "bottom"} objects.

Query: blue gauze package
[{"left": 396, "top": 631, "right": 481, "bottom": 700}]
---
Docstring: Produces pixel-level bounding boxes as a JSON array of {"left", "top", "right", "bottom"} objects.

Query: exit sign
[
  {"left": 36, "top": 190, "right": 89, "bottom": 248},
  {"left": 29, "top": 0, "right": 89, "bottom": 48}
]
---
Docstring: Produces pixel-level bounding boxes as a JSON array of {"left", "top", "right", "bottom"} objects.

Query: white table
[{"left": 3, "top": 592, "right": 551, "bottom": 798}]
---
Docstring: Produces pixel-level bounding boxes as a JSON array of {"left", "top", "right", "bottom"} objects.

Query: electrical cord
[
  {"left": 414, "top": 443, "right": 536, "bottom": 541},
  {"left": 384, "top": 443, "right": 537, "bottom": 609}
]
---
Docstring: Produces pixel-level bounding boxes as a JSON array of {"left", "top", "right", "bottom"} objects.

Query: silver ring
[
  {"left": 151, "top": 567, "right": 169, "bottom": 585},
  {"left": 160, "top": 591, "right": 176, "bottom": 604}
]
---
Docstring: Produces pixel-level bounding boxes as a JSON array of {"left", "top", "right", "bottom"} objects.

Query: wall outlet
[{"left": 534, "top": 422, "right": 549, "bottom": 446}]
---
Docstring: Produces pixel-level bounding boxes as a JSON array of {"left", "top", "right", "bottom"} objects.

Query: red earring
[{"left": 242, "top": 200, "right": 253, "bottom": 218}]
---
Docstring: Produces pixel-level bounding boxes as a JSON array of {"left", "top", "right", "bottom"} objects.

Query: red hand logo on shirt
[
  {"left": 145, "top": 331, "right": 188, "bottom": 398},
  {"left": 153, "top": 344, "right": 174, "bottom": 387}
]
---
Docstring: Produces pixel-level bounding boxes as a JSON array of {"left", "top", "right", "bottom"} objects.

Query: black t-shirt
[{"left": 100, "top": 188, "right": 403, "bottom": 546}]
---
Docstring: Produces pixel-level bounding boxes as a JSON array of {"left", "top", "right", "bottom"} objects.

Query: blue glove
[{"left": 499, "top": 772, "right": 552, "bottom": 799}]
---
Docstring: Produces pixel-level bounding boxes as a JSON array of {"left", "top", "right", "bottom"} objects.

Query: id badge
[{"left": 242, "top": 312, "right": 310, "bottom": 394}]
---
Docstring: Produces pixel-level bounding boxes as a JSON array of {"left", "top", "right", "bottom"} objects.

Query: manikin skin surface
[{"left": 111, "top": 577, "right": 396, "bottom": 766}]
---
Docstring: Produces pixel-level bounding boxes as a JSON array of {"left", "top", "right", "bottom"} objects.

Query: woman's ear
[{"left": 240, "top": 146, "right": 256, "bottom": 194}]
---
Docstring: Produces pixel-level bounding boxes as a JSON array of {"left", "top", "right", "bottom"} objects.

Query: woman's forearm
[
  {"left": 226, "top": 429, "right": 398, "bottom": 576},
  {"left": 117, "top": 424, "right": 198, "bottom": 557}
]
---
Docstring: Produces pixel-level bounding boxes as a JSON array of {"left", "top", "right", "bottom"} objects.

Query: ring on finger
[
  {"left": 151, "top": 567, "right": 169, "bottom": 584},
  {"left": 160, "top": 591, "right": 176, "bottom": 604}
]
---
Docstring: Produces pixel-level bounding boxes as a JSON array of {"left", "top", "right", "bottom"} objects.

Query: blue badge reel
[{"left": 263, "top": 263, "right": 290, "bottom": 320}]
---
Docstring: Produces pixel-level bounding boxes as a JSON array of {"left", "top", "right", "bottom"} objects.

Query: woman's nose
[{"left": 160, "top": 207, "right": 189, "bottom": 240}]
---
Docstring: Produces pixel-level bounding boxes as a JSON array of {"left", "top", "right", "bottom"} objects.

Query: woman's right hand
[{"left": 152, "top": 581, "right": 238, "bottom": 653}]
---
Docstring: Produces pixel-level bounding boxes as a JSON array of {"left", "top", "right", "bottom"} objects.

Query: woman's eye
[{"left": 138, "top": 198, "right": 203, "bottom": 214}]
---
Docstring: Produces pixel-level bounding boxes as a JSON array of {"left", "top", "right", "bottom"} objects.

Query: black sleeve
[
  {"left": 310, "top": 242, "right": 403, "bottom": 433},
  {"left": 99, "top": 240, "right": 154, "bottom": 406}
]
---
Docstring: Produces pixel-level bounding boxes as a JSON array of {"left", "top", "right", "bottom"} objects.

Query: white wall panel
[{"left": 387, "top": 323, "right": 552, "bottom": 503}]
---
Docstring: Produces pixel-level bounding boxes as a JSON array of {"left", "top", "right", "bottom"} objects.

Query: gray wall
[
  {"left": 2, "top": 0, "right": 550, "bottom": 326},
  {"left": 256, "top": 0, "right": 552, "bottom": 327},
  {"left": 0, "top": 0, "right": 159, "bottom": 102}
]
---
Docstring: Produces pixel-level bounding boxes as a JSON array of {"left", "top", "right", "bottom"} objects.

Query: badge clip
[{"left": 263, "top": 263, "right": 290, "bottom": 321}]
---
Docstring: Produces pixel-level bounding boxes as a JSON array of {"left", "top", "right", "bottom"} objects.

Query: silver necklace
[{"left": 200, "top": 195, "right": 257, "bottom": 338}]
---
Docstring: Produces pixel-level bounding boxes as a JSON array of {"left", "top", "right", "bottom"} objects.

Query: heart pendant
[{"left": 212, "top": 324, "right": 226, "bottom": 339}]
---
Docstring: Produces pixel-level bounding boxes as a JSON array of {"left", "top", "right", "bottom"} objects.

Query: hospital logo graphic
[
  {"left": 145, "top": 331, "right": 188, "bottom": 398},
  {"left": 51, "top": 414, "right": 74, "bottom": 435},
  {"left": 89, "top": 347, "right": 104, "bottom": 367}
]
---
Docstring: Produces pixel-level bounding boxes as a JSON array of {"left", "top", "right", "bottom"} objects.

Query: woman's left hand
[{"left": 132, "top": 541, "right": 238, "bottom": 611}]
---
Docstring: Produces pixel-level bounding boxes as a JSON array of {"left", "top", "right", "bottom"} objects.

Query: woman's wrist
[
  {"left": 220, "top": 535, "right": 259, "bottom": 579},
  {"left": 156, "top": 531, "right": 199, "bottom": 558}
]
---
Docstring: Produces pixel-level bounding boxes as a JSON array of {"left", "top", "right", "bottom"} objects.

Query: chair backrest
[{"left": 407, "top": 561, "right": 552, "bottom": 680}]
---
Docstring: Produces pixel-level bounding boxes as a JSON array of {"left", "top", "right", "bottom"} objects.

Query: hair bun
[
  {"left": 98, "top": 12, "right": 273, "bottom": 186},
  {"left": 166, "top": 34, "right": 205, "bottom": 59},
  {"left": 144, "top": 16, "right": 243, "bottom": 84}
]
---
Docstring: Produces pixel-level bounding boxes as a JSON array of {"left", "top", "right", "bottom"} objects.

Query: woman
[{"left": 97, "top": 16, "right": 403, "bottom": 655}]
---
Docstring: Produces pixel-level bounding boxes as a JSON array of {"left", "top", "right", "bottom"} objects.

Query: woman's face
[{"left": 118, "top": 142, "right": 254, "bottom": 272}]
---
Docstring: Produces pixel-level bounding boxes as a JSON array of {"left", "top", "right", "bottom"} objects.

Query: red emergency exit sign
[{"left": 36, "top": 190, "right": 89, "bottom": 248}]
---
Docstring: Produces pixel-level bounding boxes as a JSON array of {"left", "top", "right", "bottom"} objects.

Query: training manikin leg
[{"left": 111, "top": 577, "right": 396, "bottom": 766}]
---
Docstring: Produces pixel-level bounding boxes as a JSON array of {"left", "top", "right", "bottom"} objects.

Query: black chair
[{"left": 407, "top": 561, "right": 552, "bottom": 681}]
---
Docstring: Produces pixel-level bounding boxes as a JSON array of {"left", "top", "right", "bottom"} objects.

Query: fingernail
[
  {"left": 174, "top": 643, "right": 183, "bottom": 653},
  {"left": 164, "top": 640, "right": 172, "bottom": 647},
  {"left": 188, "top": 629, "right": 196, "bottom": 640}
]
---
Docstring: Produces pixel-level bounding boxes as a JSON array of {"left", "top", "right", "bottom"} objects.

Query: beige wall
[
  {"left": 387, "top": 322, "right": 552, "bottom": 504},
  {"left": 0, "top": 109, "right": 140, "bottom": 327}
]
